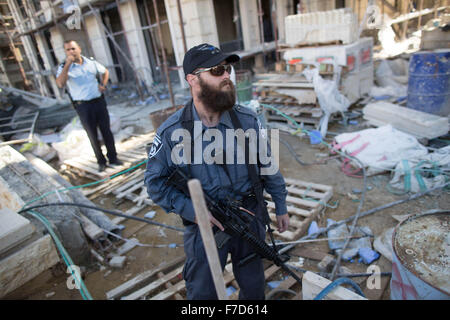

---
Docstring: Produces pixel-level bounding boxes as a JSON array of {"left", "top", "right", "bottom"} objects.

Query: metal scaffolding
[{"left": 2, "top": 0, "right": 178, "bottom": 105}]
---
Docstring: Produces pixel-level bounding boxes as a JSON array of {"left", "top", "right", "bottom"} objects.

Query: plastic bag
[
  {"left": 374, "top": 59, "right": 407, "bottom": 97},
  {"left": 388, "top": 145, "right": 450, "bottom": 193},
  {"left": 303, "top": 66, "right": 350, "bottom": 138},
  {"left": 333, "top": 125, "right": 428, "bottom": 176}
]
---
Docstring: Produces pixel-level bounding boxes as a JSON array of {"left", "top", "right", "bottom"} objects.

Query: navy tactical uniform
[{"left": 144, "top": 99, "right": 288, "bottom": 299}]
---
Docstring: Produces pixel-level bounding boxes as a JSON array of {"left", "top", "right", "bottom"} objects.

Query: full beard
[{"left": 198, "top": 76, "right": 236, "bottom": 113}]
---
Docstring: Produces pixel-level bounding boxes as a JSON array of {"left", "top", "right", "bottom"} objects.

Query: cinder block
[{"left": 109, "top": 256, "right": 127, "bottom": 268}]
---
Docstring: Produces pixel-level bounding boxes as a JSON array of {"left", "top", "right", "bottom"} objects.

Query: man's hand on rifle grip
[{"left": 195, "top": 211, "right": 224, "bottom": 231}]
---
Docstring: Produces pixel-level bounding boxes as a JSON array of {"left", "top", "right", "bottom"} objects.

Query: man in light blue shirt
[{"left": 56, "top": 40, "right": 122, "bottom": 172}]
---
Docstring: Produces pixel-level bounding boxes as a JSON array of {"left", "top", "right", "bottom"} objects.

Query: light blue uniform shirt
[{"left": 56, "top": 55, "right": 106, "bottom": 101}]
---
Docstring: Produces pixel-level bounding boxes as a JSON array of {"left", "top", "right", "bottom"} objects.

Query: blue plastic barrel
[{"left": 407, "top": 50, "right": 450, "bottom": 117}]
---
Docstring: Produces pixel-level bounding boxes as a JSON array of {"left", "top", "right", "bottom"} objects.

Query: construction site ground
[{"left": 3, "top": 98, "right": 450, "bottom": 301}]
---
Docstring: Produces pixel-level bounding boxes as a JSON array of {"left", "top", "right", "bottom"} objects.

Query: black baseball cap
[{"left": 183, "top": 43, "right": 240, "bottom": 76}]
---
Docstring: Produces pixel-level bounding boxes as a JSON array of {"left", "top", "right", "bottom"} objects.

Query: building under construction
[
  {"left": 0, "top": 1, "right": 447, "bottom": 99},
  {"left": 0, "top": 0, "right": 449, "bottom": 303}
]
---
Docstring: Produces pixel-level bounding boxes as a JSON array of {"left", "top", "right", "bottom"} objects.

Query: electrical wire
[
  {"left": 101, "top": 228, "right": 183, "bottom": 248},
  {"left": 23, "top": 159, "right": 148, "bottom": 208},
  {"left": 18, "top": 202, "right": 184, "bottom": 233},
  {"left": 258, "top": 103, "right": 369, "bottom": 280},
  {"left": 24, "top": 210, "right": 93, "bottom": 300},
  {"left": 313, "top": 277, "right": 366, "bottom": 300},
  {"left": 279, "top": 137, "right": 313, "bottom": 166}
]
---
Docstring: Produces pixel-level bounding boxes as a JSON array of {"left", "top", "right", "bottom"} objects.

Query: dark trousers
[
  {"left": 75, "top": 96, "right": 118, "bottom": 165},
  {"left": 182, "top": 201, "right": 266, "bottom": 300}
]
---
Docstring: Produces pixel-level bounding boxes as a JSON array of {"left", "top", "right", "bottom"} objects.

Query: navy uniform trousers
[
  {"left": 74, "top": 96, "right": 118, "bottom": 165},
  {"left": 182, "top": 200, "right": 266, "bottom": 300}
]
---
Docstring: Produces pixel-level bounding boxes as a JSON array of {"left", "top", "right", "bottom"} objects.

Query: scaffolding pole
[
  {"left": 7, "top": 0, "right": 50, "bottom": 96},
  {"left": 0, "top": 15, "right": 32, "bottom": 90},
  {"left": 270, "top": 0, "right": 279, "bottom": 62},
  {"left": 152, "top": 0, "right": 175, "bottom": 107},
  {"left": 176, "top": 0, "right": 187, "bottom": 54}
]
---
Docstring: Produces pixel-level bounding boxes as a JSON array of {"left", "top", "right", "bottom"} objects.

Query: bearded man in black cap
[{"left": 144, "top": 43, "right": 289, "bottom": 299}]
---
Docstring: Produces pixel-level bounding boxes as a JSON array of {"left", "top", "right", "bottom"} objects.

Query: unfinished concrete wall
[
  {"left": 84, "top": 13, "right": 118, "bottom": 83},
  {"left": 239, "top": 0, "right": 261, "bottom": 51},
  {"left": 118, "top": 0, "right": 153, "bottom": 86},
  {"left": 49, "top": 27, "right": 65, "bottom": 64},
  {"left": 0, "top": 55, "right": 13, "bottom": 87},
  {"left": 275, "top": 0, "right": 291, "bottom": 43},
  {"left": 164, "top": 0, "right": 219, "bottom": 85},
  {"left": 34, "top": 33, "right": 61, "bottom": 99},
  {"left": 302, "top": 0, "right": 335, "bottom": 13}
]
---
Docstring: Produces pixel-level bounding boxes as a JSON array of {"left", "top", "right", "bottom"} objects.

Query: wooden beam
[
  {"left": 378, "top": 0, "right": 397, "bottom": 14},
  {"left": 402, "top": 0, "right": 410, "bottom": 40},
  {"left": 188, "top": 179, "right": 228, "bottom": 300},
  {"left": 434, "top": 1, "right": 439, "bottom": 19},
  {"left": 302, "top": 271, "right": 367, "bottom": 300},
  {"left": 106, "top": 255, "right": 185, "bottom": 300}
]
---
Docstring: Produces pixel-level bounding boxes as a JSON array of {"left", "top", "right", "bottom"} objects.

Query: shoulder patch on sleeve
[
  {"left": 148, "top": 134, "right": 163, "bottom": 159},
  {"left": 257, "top": 118, "right": 267, "bottom": 139}
]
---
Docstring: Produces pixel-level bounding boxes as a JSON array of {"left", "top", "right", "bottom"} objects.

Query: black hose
[
  {"left": 18, "top": 202, "right": 185, "bottom": 232},
  {"left": 279, "top": 137, "right": 312, "bottom": 166}
]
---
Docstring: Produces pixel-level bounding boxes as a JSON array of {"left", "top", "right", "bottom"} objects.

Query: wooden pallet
[
  {"left": 62, "top": 132, "right": 153, "bottom": 180},
  {"left": 278, "top": 40, "right": 343, "bottom": 50},
  {"left": 265, "top": 178, "right": 333, "bottom": 241},
  {"left": 266, "top": 108, "right": 322, "bottom": 126},
  {"left": 266, "top": 105, "right": 322, "bottom": 118},
  {"left": 106, "top": 255, "right": 301, "bottom": 300}
]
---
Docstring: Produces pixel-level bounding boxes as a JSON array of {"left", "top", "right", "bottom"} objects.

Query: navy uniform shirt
[{"left": 144, "top": 100, "right": 288, "bottom": 223}]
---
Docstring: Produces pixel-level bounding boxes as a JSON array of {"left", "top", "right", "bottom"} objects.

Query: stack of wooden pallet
[
  {"left": 254, "top": 73, "right": 323, "bottom": 128},
  {"left": 265, "top": 178, "right": 333, "bottom": 241}
]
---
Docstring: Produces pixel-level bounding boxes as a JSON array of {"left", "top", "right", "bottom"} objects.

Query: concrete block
[
  {"left": 109, "top": 256, "right": 127, "bottom": 268},
  {"left": 116, "top": 238, "right": 139, "bottom": 256},
  {"left": 285, "top": 8, "right": 358, "bottom": 45},
  {"left": 0, "top": 234, "right": 60, "bottom": 298},
  {"left": 363, "top": 101, "right": 450, "bottom": 140},
  {"left": 0, "top": 208, "right": 35, "bottom": 255},
  {"left": 317, "top": 254, "right": 336, "bottom": 273}
]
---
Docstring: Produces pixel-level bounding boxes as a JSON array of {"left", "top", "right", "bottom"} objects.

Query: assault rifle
[{"left": 166, "top": 168, "right": 303, "bottom": 285}]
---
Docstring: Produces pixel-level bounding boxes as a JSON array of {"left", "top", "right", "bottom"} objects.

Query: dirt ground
[{"left": 4, "top": 106, "right": 449, "bottom": 300}]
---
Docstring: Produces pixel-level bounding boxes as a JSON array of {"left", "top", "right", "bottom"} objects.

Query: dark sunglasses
[{"left": 193, "top": 64, "right": 232, "bottom": 76}]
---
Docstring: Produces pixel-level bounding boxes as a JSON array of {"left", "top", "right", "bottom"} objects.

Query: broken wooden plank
[
  {"left": 121, "top": 265, "right": 184, "bottom": 300},
  {"left": 264, "top": 179, "right": 333, "bottom": 241},
  {"left": 106, "top": 255, "right": 185, "bottom": 300},
  {"left": 302, "top": 271, "right": 367, "bottom": 300}
]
